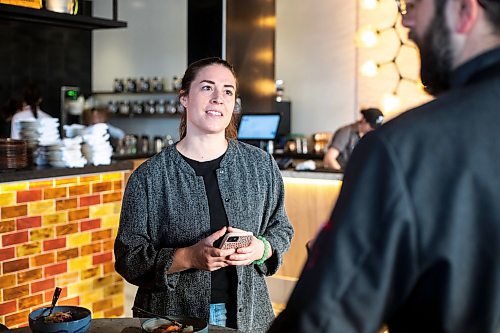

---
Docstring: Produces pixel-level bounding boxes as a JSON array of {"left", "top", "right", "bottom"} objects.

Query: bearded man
[{"left": 268, "top": 0, "right": 500, "bottom": 332}]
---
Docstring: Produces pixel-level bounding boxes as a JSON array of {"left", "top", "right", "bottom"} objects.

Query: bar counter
[
  {"left": 8, "top": 317, "right": 242, "bottom": 332},
  {"left": 0, "top": 161, "right": 133, "bottom": 184},
  {"left": 0, "top": 162, "right": 133, "bottom": 328},
  {"left": 0, "top": 158, "right": 342, "bottom": 328},
  {"left": 266, "top": 168, "right": 343, "bottom": 309}
]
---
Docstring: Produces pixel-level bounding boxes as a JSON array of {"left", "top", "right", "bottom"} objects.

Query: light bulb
[
  {"left": 381, "top": 93, "right": 401, "bottom": 114},
  {"left": 356, "top": 26, "right": 378, "bottom": 48},
  {"left": 360, "top": 0, "right": 378, "bottom": 10},
  {"left": 360, "top": 60, "right": 379, "bottom": 77}
]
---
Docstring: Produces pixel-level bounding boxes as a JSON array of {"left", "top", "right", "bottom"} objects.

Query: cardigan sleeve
[
  {"left": 114, "top": 169, "right": 180, "bottom": 290},
  {"left": 256, "top": 155, "right": 294, "bottom": 275}
]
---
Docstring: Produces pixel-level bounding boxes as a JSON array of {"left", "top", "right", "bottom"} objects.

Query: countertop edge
[
  {"left": 0, "top": 161, "right": 134, "bottom": 183},
  {"left": 281, "top": 170, "right": 343, "bottom": 181}
]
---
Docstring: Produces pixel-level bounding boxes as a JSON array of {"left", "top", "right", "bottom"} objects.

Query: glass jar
[
  {"left": 144, "top": 100, "right": 156, "bottom": 114},
  {"left": 126, "top": 78, "right": 137, "bottom": 92},
  {"left": 131, "top": 101, "right": 143, "bottom": 115},
  {"left": 138, "top": 77, "right": 150, "bottom": 92},
  {"left": 108, "top": 101, "right": 118, "bottom": 114},
  {"left": 155, "top": 100, "right": 166, "bottom": 114},
  {"left": 152, "top": 76, "right": 165, "bottom": 92},
  {"left": 119, "top": 101, "right": 130, "bottom": 115},
  {"left": 113, "top": 79, "right": 124, "bottom": 93},
  {"left": 166, "top": 100, "right": 176, "bottom": 114}
]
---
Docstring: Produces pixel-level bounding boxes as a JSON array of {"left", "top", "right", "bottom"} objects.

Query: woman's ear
[
  {"left": 455, "top": 0, "right": 478, "bottom": 34},
  {"left": 179, "top": 93, "right": 188, "bottom": 109}
]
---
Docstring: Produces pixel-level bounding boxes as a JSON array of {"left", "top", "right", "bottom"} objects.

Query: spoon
[
  {"left": 132, "top": 306, "right": 183, "bottom": 328},
  {"left": 36, "top": 287, "right": 62, "bottom": 320}
]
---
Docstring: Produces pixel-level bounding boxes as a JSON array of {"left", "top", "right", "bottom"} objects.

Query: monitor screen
[{"left": 237, "top": 114, "right": 281, "bottom": 140}]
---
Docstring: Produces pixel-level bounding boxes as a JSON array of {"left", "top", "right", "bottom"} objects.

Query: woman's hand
[
  {"left": 168, "top": 227, "right": 236, "bottom": 273},
  {"left": 225, "top": 227, "right": 269, "bottom": 266}
]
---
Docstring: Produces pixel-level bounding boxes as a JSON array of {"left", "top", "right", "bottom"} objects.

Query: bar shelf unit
[{"left": 0, "top": 2, "right": 127, "bottom": 30}]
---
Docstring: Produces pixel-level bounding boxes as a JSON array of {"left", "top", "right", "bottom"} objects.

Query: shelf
[
  {"left": 110, "top": 113, "right": 181, "bottom": 119},
  {"left": 92, "top": 90, "right": 177, "bottom": 95},
  {"left": 0, "top": 3, "right": 127, "bottom": 30}
]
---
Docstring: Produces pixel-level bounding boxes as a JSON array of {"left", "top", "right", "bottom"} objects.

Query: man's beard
[{"left": 409, "top": 3, "right": 454, "bottom": 96}]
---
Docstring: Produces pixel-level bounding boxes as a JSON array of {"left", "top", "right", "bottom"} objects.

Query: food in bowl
[
  {"left": 142, "top": 317, "right": 207, "bottom": 333},
  {"left": 29, "top": 306, "right": 91, "bottom": 333},
  {"left": 152, "top": 323, "right": 194, "bottom": 333},
  {"left": 44, "top": 311, "right": 73, "bottom": 323}
]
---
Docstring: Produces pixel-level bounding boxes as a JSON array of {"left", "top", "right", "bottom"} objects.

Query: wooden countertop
[
  {"left": 8, "top": 318, "right": 243, "bottom": 333},
  {"left": 0, "top": 161, "right": 133, "bottom": 183}
]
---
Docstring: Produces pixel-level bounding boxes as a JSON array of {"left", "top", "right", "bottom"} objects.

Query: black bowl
[{"left": 29, "top": 306, "right": 91, "bottom": 333}]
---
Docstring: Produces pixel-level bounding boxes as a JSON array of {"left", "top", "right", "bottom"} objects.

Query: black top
[
  {"left": 270, "top": 48, "right": 500, "bottom": 333},
  {"left": 181, "top": 153, "right": 234, "bottom": 304}
]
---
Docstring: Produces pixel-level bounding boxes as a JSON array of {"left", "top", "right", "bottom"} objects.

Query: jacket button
[
  {"left": 238, "top": 308, "right": 243, "bottom": 313},
  {"left": 238, "top": 281, "right": 242, "bottom": 285},
  {"left": 219, "top": 170, "right": 224, "bottom": 174},
  {"left": 225, "top": 198, "right": 230, "bottom": 202}
]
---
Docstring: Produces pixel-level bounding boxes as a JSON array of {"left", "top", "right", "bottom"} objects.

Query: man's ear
[{"left": 455, "top": 0, "right": 478, "bottom": 33}]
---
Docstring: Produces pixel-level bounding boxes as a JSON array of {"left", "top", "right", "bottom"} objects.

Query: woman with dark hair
[
  {"left": 10, "top": 83, "right": 52, "bottom": 139},
  {"left": 115, "top": 57, "right": 293, "bottom": 332}
]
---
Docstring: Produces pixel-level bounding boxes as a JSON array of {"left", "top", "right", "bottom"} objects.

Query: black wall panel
[
  {"left": 187, "top": 0, "right": 223, "bottom": 65},
  {"left": 226, "top": 0, "right": 275, "bottom": 115},
  {"left": 187, "top": 0, "right": 276, "bottom": 115},
  {"left": 0, "top": 20, "right": 91, "bottom": 123}
]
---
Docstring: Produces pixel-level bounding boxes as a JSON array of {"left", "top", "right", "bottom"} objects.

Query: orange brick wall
[{"left": 0, "top": 172, "right": 126, "bottom": 328}]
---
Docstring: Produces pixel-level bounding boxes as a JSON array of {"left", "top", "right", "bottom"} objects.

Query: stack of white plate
[
  {"left": 38, "top": 118, "right": 60, "bottom": 146},
  {"left": 18, "top": 120, "right": 40, "bottom": 147},
  {"left": 82, "top": 124, "right": 113, "bottom": 166},
  {"left": 47, "top": 137, "right": 87, "bottom": 168}
]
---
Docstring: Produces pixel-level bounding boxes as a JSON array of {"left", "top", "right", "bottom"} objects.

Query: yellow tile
[
  {"left": 29, "top": 200, "right": 55, "bottom": 215},
  {"left": 93, "top": 276, "right": 113, "bottom": 289},
  {"left": 81, "top": 267, "right": 100, "bottom": 280},
  {"left": 101, "top": 215, "right": 120, "bottom": 229},
  {"left": 111, "top": 228, "right": 118, "bottom": 239},
  {"left": 30, "top": 227, "right": 54, "bottom": 241},
  {"left": 0, "top": 182, "right": 28, "bottom": 192},
  {"left": 0, "top": 193, "right": 15, "bottom": 207},
  {"left": 16, "top": 241, "right": 41, "bottom": 257},
  {"left": 89, "top": 203, "right": 114, "bottom": 218},
  {"left": 80, "top": 289, "right": 103, "bottom": 304},
  {"left": 113, "top": 274, "right": 123, "bottom": 284},
  {"left": 42, "top": 212, "right": 67, "bottom": 225},
  {"left": 79, "top": 175, "right": 101, "bottom": 184},
  {"left": 68, "top": 232, "right": 91, "bottom": 247},
  {"left": 102, "top": 173, "right": 122, "bottom": 181},
  {"left": 92, "top": 311, "right": 104, "bottom": 319},
  {"left": 104, "top": 282, "right": 123, "bottom": 297},
  {"left": 68, "top": 255, "right": 92, "bottom": 272},
  {"left": 55, "top": 177, "right": 78, "bottom": 186},
  {"left": 29, "top": 179, "right": 54, "bottom": 189},
  {"left": 112, "top": 203, "right": 121, "bottom": 214},
  {"left": 68, "top": 279, "right": 92, "bottom": 295},
  {"left": 112, "top": 293, "right": 124, "bottom": 307},
  {"left": 56, "top": 272, "right": 79, "bottom": 286}
]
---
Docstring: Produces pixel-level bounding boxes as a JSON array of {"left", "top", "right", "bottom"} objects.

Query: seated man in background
[{"left": 323, "top": 107, "right": 384, "bottom": 170}]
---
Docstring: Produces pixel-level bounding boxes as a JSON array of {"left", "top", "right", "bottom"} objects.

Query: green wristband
[{"left": 253, "top": 235, "right": 269, "bottom": 265}]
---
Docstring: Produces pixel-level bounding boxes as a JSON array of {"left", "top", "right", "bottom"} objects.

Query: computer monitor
[{"left": 237, "top": 113, "right": 281, "bottom": 140}]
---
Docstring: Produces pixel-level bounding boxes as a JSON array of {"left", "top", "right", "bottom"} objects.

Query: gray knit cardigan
[{"left": 114, "top": 139, "right": 294, "bottom": 332}]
